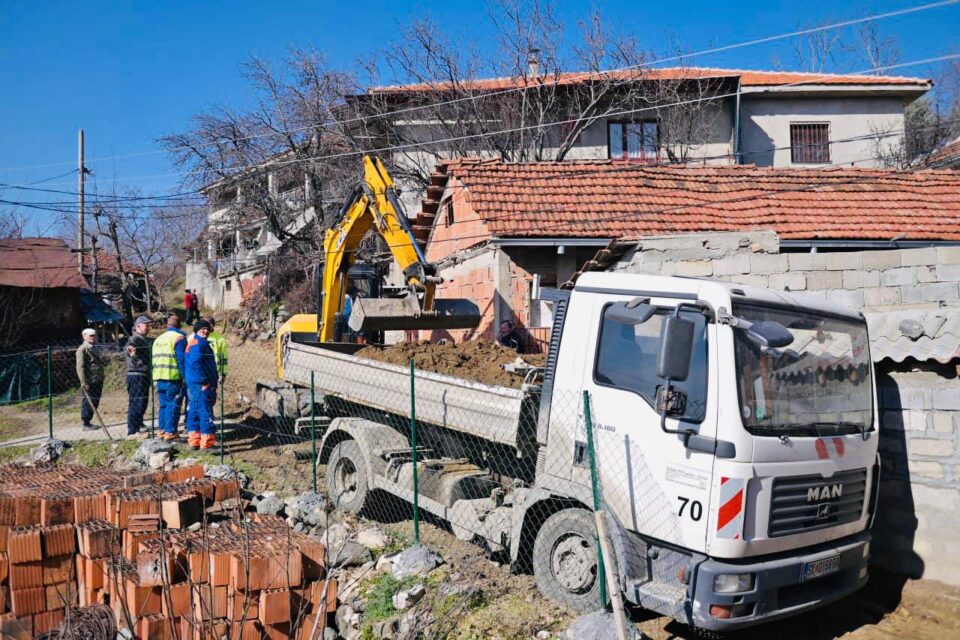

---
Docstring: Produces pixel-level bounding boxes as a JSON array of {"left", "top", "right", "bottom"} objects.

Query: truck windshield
[{"left": 733, "top": 302, "right": 873, "bottom": 437}]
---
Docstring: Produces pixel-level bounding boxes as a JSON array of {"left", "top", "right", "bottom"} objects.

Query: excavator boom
[{"left": 318, "top": 155, "right": 480, "bottom": 342}]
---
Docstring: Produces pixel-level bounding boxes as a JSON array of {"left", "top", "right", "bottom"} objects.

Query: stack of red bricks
[{"left": 0, "top": 463, "right": 334, "bottom": 639}]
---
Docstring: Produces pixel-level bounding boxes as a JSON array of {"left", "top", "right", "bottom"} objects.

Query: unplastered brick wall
[{"left": 614, "top": 231, "right": 960, "bottom": 585}]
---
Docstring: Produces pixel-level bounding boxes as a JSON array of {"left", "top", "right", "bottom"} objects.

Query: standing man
[
  {"left": 125, "top": 316, "right": 152, "bottom": 437},
  {"left": 183, "top": 290, "right": 195, "bottom": 324},
  {"left": 205, "top": 317, "right": 229, "bottom": 385},
  {"left": 152, "top": 314, "right": 187, "bottom": 442},
  {"left": 185, "top": 319, "right": 220, "bottom": 452},
  {"left": 75, "top": 328, "right": 105, "bottom": 431}
]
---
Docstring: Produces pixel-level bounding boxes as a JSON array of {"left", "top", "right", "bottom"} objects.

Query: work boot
[
  {"left": 81, "top": 423, "right": 98, "bottom": 431},
  {"left": 200, "top": 445, "right": 223, "bottom": 456}
]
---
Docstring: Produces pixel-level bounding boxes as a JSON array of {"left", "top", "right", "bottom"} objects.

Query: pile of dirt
[{"left": 355, "top": 340, "right": 546, "bottom": 389}]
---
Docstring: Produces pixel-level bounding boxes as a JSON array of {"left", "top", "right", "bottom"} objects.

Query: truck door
[{"left": 581, "top": 295, "right": 717, "bottom": 552}]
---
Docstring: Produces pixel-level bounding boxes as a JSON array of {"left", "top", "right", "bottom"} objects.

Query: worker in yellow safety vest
[{"left": 151, "top": 313, "right": 187, "bottom": 441}]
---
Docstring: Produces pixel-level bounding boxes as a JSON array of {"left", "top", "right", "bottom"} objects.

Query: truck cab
[{"left": 533, "top": 272, "right": 877, "bottom": 629}]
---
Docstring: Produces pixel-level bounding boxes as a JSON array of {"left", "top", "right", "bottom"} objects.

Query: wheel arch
[{"left": 510, "top": 492, "right": 592, "bottom": 573}]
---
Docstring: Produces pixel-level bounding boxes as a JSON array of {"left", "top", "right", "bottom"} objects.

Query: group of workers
[{"left": 75, "top": 313, "right": 228, "bottom": 452}]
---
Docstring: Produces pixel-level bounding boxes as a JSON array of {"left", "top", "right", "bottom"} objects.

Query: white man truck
[{"left": 268, "top": 272, "right": 878, "bottom": 631}]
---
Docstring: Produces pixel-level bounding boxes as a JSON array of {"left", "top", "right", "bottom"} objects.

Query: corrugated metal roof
[
  {"left": 866, "top": 310, "right": 960, "bottom": 364},
  {"left": 79, "top": 289, "right": 123, "bottom": 323},
  {"left": 0, "top": 238, "right": 89, "bottom": 289}
]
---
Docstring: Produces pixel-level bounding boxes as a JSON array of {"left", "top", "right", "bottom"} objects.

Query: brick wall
[{"left": 614, "top": 231, "right": 960, "bottom": 585}]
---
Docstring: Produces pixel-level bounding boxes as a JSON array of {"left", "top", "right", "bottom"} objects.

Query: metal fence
[{"left": 0, "top": 335, "right": 644, "bottom": 630}]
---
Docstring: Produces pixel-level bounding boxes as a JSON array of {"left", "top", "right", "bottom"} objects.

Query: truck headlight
[
  {"left": 714, "top": 573, "right": 754, "bottom": 594},
  {"left": 862, "top": 542, "right": 870, "bottom": 559}
]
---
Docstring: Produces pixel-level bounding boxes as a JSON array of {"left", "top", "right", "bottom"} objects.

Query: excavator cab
[{"left": 318, "top": 155, "right": 480, "bottom": 343}]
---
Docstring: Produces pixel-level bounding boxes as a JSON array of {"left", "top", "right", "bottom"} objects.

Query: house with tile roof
[
  {"left": 362, "top": 67, "right": 932, "bottom": 213},
  {"left": 409, "top": 159, "right": 960, "bottom": 348}
]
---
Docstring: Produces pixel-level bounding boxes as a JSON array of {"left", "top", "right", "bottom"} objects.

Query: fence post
[
  {"left": 149, "top": 343, "right": 155, "bottom": 438},
  {"left": 410, "top": 359, "right": 420, "bottom": 544},
  {"left": 219, "top": 377, "right": 225, "bottom": 465},
  {"left": 310, "top": 371, "right": 317, "bottom": 493},
  {"left": 582, "top": 390, "right": 606, "bottom": 607},
  {"left": 46, "top": 346, "right": 53, "bottom": 439}
]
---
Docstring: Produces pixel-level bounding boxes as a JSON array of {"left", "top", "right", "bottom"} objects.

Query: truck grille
[{"left": 768, "top": 468, "right": 867, "bottom": 537}]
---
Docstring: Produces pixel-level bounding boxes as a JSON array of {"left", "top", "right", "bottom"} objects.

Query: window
[
  {"left": 608, "top": 121, "right": 659, "bottom": 162},
  {"left": 225, "top": 280, "right": 232, "bottom": 292},
  {"left": 790, "top": 123, "right": 831, "bottom": 164},
  {"left": 594, "top": 306, "right": 708, "bottom": 422}
]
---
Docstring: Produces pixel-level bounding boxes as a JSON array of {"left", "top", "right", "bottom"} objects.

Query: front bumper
[{"left": 691, "top": 531, "right": 871, "bottom": 631}]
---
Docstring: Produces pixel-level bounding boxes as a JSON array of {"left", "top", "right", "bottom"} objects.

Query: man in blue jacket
[{"left": 185, "top": 319, "right": 220, "bottom": 452}]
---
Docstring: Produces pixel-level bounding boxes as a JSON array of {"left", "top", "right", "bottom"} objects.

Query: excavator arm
[{"left": 318, "top": 155, "right": 479, "bottom": 342}]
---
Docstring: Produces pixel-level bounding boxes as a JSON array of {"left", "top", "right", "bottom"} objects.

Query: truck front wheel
[
  {"left": 327, "top": 440, "right": 369, "bottom": 514},
  {"left": 533, "top": 509, "right": 602, "bottom": 613}
]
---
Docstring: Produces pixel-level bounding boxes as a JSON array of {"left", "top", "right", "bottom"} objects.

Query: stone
[
  {"left": 562, "top": 611, "right": 640, "bottom": 640},
  {"left": 749, "top": 252, "right": 789, "bottom": 274},
  {"left": 879, "top": 267, "right": 917, "bottom": 287},
  {"left": 371, "top": 617, "right": 400, "bottom": 639},
  {"left": 285, "top": 491, "right": 328, "bottom": 527},
  {"left": 391, "top": 544, "right": 443, "bottom": 579},
  {"left": 255, "top": 492, "right": 284, "bottom": 516},
  {"left": 205, "top": 464, "right": 249, "bottom": 488},
  {"left": 188, "top": 522, "right": 203, "bottom": 532},
  {"left": 862, "top": 250, "right": 901, "bottom": 270},
  {"left": 674, "top": 260, "right": 712, "bottom": 277},
  {"left": 322, "top": 629, "right": 337, "bottom": 640},
  {"left": 356, "top": 527, "right": 389, "bottom": 551},
  {"left": 336, "top": 605, "right": 357, "bottom": 632},
  {"left": 537, "top": 631, "right": 553, "bottom": 639},
  {"left": 375, "top": 553, "right": 397, "bottom": 573},
  {"left": 134, "top": 438, "right": 174, "bottom": 465},
  {"left": 392, "top": 583, "right": 426, "bottom": 610},
  {"left": 319, "top": 523, "right": 350, "bottom": 550},
  {"left": 329, "top": 541, "right": 372, "bottom": 568},
  {"left": 908, "top": 438, "right": 954, "bottom": 457},
  {"left": 768, "top": 273, "right": 806, "bottom": 291},
  {"left": 32, "top": 438, "right": 65, "bottom": 464},
  {"left": 148, "top": 451, "right": 172, "bottom": 469}
]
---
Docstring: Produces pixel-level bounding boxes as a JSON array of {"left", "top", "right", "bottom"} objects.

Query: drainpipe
[{"left": 734, "top": 77, "right": 742, "bottom": 164}]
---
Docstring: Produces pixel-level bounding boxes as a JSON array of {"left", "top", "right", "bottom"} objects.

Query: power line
[
  {"left": 4, "top": 118, "right": 955, "bottom": 227},
  {"left": 30, "top": 52, "right": 954, "bottom": 192},
  {"left": 0, "top": 0, "right": 955, "bottom": 176}
]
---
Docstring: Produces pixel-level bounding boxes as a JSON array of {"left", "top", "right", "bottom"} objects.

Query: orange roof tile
[
  {"left": 371, "top": 67, "right": 930, "bottom": 94},
  {"left": 425, "top": 160, "right": 960, "bottom": 242}
]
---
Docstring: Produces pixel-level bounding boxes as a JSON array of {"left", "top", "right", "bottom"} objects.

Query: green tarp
[{"left": 0, "top": 353, "right": 44, "bottom": 405}]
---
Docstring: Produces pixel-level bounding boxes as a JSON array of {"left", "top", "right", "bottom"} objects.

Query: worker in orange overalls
[{"left": 184, "top": 320, "right": 220, "bottom": 453}]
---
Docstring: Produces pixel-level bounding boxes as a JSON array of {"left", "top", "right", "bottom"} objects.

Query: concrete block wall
[{"left": 614, "top": 231, "right": 960, "bottom": 584}]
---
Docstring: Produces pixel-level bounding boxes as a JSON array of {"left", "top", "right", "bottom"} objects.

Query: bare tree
[
  {"left": 361, "top": 0, "right": 728, "bottom": 190},
  {"left": 0, "top": 209, "right": 26, "bottom": 239}
]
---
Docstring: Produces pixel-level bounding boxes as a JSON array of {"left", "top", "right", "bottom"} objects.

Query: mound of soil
[{"left": 355, "top": 340, "right": 545, "bottom": 389}]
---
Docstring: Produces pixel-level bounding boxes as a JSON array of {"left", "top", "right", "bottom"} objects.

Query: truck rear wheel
[
  {"left": 327, "top": 440, "right": 369, "bottom": 514},
  {"left": 533, "top": 509, "right": 602, "bottom": 613}
]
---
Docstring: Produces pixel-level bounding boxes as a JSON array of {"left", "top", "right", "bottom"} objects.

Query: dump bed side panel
[{"left": 283, "top": 341, "right": 527, "bottom": 447}]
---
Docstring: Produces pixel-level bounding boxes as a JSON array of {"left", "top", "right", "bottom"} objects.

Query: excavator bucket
[{"left": 348, "top": 295, "right": 481, "bottom": 333}]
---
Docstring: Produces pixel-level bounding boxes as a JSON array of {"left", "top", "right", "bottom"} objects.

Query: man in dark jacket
[
  {"left": 76, "top": 328, "right": 105, "bottom": 430},
  {"left": 125, "top": 316, "right": 152, "bottom": 436},
  {"left": 497, "top": 320, "right": 525, "bottom": 353},
  {"left": 185, "top": 319, "right": 220, "bottom": 452}
]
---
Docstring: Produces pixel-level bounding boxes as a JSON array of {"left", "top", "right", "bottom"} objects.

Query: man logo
[
  {"left": 817, "top": 503, "right": 831, "bottom": 519},
  {"left": 807, "top": 484, "right": 843, "bottom": 502}
]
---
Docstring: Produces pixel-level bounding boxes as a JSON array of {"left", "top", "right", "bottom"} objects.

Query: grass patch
[
  {"left": 0, "top": 445, "right": 32, "bottom": 464},
  {"left": 67, "top": 439, "right": 139, "bottom": 467},
  {"left": 0, "top": 414, "right": 25, "bottom": 442},
  {"left": 15, "top": 390, "right": 76, "bottom": 413},
  {"left": 358, "top": 573, "right": 420, "bottom": 638}
]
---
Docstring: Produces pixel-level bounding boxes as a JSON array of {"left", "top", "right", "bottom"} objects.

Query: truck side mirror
[{"left": 657, "top": 316, "right": 694, "bottom": 381}]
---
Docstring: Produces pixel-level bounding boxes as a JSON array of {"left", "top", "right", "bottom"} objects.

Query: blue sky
[{"left": 0, "top": 0, "right": 957, "bottom": 233}]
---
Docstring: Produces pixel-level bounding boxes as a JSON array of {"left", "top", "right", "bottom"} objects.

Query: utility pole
[
  {"left": 89, "top": 233, "right": 99, "bottom": 293},
  {"left": 77, "top": 129, "right": 85, "bottom": 275}
]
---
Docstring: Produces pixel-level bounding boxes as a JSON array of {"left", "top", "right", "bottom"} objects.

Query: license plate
[{"left": 802, "top": 554, "right": 841, "bottom": 581}]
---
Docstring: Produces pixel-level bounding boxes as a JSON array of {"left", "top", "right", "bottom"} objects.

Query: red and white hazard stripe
[
  {"left": 716, "top": 477, "right": 745, "bottom": 540},
  {"left": 815, "top": 437, "right": 846, "bottom": 460}
]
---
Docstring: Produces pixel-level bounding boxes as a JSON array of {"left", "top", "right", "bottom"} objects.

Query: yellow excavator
[{"left": 264, "top": 155, "right": 480, "bottom": 393}]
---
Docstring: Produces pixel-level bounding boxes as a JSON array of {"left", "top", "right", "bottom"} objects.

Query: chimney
[{"left": 527, "top": 48, "right": 541, "bottom": 77}]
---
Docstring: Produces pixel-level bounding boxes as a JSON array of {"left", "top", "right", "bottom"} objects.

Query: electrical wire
[
  {"left": 0, "top": 0, "right": 954, "bottom": 175},
  {"left": 22, "top": 52, "right": 957, "bottom": 191}
]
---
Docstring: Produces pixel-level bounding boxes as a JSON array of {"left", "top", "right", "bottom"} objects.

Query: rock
[
  {"left": 899, "top": 319, "right": 925, "bottom": 340},
  {"left": 391, "top": 544, "right": 443, "bottom": 579},
  {"left": 562, "top": 612, "right": 639, "bottom": 640},
  {"left": 322, "top": 628, "right": 337, "bottom": 640},
  {"left": 134, "top": 439, "right": 174, "bottom": 465},
  {"left": 188, "top": 522, "right": 203, "bottom": 532},
  {"left": 392, "top": 583, "right": 426, "bottom": 610},
  {"left": 371, "top": 617, "right": 400, "bottom": 639},
  {"left": 319, "top": 523, "right": 349, "bottom": 549},
  {"left": 356, "top": 527, "right": 389, "bottom": 551},
  {"left": 117, "top": 628, "right": 135, "bottom": 640},
  {"left": 375, "top": 553, "right": 396, "bottom": 573},
  {"left": 536, "top": 631, "right": 552, "bottom": 639},
  {"left": 255, "top": 492, "right": 284, "bottom": 516},
  {"left": 295, "top": 522, "right": 306, "bottom": 533},
  {"left": 148, "top": 451, "right": 171, "bottom": 469},
  {"left": 32, "top": 438, "right": 65, "bottom": 464},
  {"left": 204, "top": 464, "right": 248, "bottom": 488},
  {"left": 329, "top": 541, "right": 372, "bottom": 568},
  {"left": 285, "top": 491, "right": 328, "bottom": 527}
]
